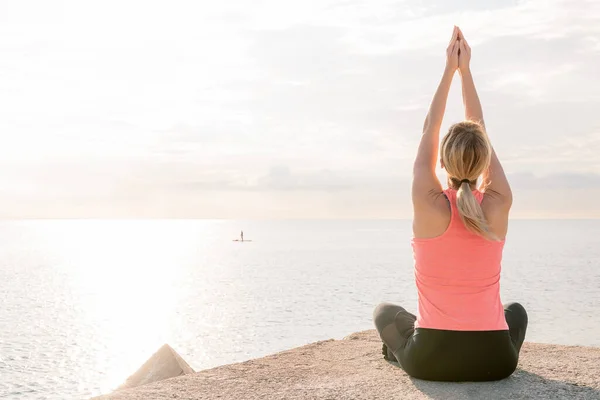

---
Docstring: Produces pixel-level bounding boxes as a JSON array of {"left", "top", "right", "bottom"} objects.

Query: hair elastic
[{"left": 460, "top": 179, "right": 471, "bottom": 184}]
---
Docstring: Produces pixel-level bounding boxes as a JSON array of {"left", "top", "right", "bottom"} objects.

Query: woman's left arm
[{"left": 412, "top": 27, "right": 459, "bottom": 206}]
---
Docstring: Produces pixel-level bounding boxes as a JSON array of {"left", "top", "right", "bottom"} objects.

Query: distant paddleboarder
[{"left": 233, "top": 230, "right": 251, "bottom": 242}]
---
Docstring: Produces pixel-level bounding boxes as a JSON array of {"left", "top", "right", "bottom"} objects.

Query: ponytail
[{"left": 456, "top": 181, "right": 497, "bottom": 240}]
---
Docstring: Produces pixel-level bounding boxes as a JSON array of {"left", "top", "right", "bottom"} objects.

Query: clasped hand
[{"left": 446, "top": 26, "right": 471, "bottom": 73}]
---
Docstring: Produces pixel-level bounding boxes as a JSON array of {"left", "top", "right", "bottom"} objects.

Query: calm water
[{"left": 1, "top": 219, "right": 599, "bottom": 399}]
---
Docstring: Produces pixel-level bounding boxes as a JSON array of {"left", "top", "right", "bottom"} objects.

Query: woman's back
[{"left": 412, "top": 188, "right": 508, "bottom": 331}]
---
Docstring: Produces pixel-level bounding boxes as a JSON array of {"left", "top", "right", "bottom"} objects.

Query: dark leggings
[{"left": 373, "top": 302, "right": 528, "bottom": 382}]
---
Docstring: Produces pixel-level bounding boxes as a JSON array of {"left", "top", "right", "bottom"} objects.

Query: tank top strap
[
  {"left": 443, "top": 188, "right": 456, "bottom": 203},
  {"left": 474, "top": 189, "right": 484, "bottom": 203}
]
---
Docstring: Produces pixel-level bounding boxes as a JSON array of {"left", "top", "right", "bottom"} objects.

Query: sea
[{"left": 1, "top": 219, "right": 599, "bottom": 399}]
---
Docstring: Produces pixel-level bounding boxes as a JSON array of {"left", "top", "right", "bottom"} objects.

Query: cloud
[
  {"left": 0, "top": 0, "right": 599, "bottom": 217},
  {"left": 256, "top": 166, "right": 357, "bottom": 191},
  {"left": 153, "top": 163, "right": 404, "bottom": 193},
  {"left": 502, "top": 131, "right": 600, "bottom": 174},
  {"left": 477, "top": 33, "right": 600, "bottom": 106},
  {"left": 509, "top": 172, "right": 600, "bottom": 190},
  {"left": 305, "top": 0, "right": 600, "bottom": 55}
]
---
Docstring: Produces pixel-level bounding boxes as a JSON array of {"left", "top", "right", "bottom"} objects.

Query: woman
[{"left": 373, "top": 27, "right": 528, "bottom": 382}]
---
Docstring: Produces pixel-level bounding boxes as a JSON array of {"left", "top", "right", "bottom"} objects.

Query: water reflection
[{"left": 36, "top": 220, "right": 217, "bottom": 393}]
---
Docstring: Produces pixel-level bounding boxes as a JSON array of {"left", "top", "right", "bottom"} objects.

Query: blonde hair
[{"left": 440, "top": 121, "right": 495, "bottom": 239}]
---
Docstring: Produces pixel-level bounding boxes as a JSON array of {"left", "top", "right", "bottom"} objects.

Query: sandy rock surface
[{"left": 94, "top": 330, "right": 600, "bottom": 400}]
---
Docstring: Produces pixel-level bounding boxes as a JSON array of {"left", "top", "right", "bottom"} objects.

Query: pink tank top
[{"left": 411, "top": 188, "right": 508, "bottom": 331}]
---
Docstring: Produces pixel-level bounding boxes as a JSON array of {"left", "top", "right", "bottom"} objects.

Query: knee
[
  {"left": 373, "top": 302, "right": 403, "bottom": 331},
  {"left": 505, "top": 302, "right": 528, "bottom": 324}
]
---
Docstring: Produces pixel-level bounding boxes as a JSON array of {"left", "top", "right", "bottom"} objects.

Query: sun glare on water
[{"left": 34, "top": 220, "right": 219, "bottom": 394}]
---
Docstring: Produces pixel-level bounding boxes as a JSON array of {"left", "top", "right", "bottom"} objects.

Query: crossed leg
[{"left": 373, "top": 302, "right": 417, "bottom": 363}]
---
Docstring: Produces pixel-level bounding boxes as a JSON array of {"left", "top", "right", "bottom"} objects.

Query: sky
[{"left": 0, "top": 0, "right": 599, "bottom": 219}]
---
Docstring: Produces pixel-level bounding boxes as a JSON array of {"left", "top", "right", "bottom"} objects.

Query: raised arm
[
  {"left": 457, "top": 29, "right": 512, "bottom": 208},
  {"left": 412, "top": 27, "right": 459, "bottom": 205}
]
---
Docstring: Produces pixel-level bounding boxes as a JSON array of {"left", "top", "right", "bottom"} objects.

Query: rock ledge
[{"left": 94, "top": 330, "right": 600, "bottom": 400}]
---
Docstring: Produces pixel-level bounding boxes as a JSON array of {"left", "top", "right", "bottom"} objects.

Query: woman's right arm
[{"left": 457, "top": 31, "right": 512, "bottom": 209}]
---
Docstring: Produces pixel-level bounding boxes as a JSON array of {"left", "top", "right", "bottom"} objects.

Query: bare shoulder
[
  {"left": 413, "top": 190, "right": 451, "bottom": 239},
  {"left": 481, "top": 189, "right": 511, "bottom": 239}
]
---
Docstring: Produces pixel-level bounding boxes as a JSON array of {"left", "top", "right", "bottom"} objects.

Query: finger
[
  {"left": 461, "top": 40, "right": 468, "bottom": 57},
  {"left": 456, "top": 26, "right": 469, "bottom": 46},
  {"left": 463, "top": 40, "right": 471, "bottom": 55},
  {"left": 461, "top": 32, "right": 470, "bottom": 48},
  {"left": 449, "top": 27, "right": 456, "bottom": 45},
  {"left": 447, "top": 38, "right": 458, "bottom": 53},
  {"left": 452, "top": 40, "right": 459, "bottom": 56}
]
